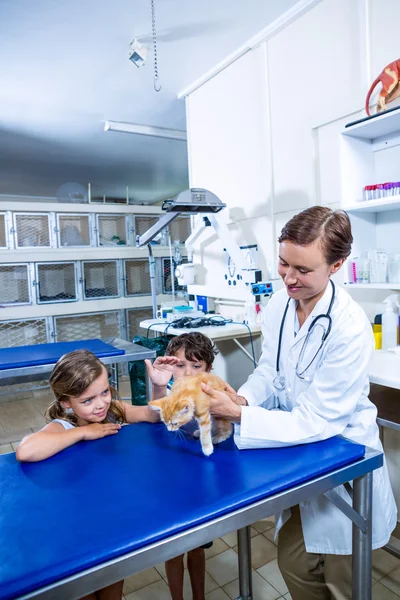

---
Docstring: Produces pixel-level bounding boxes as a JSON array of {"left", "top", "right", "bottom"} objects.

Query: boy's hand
[
  {"left": 82, "top": 423, "right": 121, "bottom": 441},
  {"left": 145, "top": 356, "right": 178, "bottom": 387}
]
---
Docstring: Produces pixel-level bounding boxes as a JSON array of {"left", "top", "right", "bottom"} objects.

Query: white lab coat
[{"left": 236, "top": 283, "right": 397, "bottom": 554}]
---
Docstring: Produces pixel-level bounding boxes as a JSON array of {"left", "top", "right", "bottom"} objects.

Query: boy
[{"left": 145, "top": 332, "right": 217, "bottom": 600}]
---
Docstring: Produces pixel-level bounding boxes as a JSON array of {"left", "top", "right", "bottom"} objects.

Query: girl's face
[
  {"left": 172, "top": 348, "right": 209, "bottom": 380},
  {"left": 278, "top": 239, "right": 343, "bottom": 302},
  {"left": 62, "top": 367, "right": 112, "bottom": 425}
]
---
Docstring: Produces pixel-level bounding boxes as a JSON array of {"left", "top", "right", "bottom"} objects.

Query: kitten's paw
[
  {"left": 202, "top": 445, "right": 214, "bottom": 457},
  {"left": 193, "top": 429, "right": 200, "bottom": 439},
  {"left": 212, "top": 434, "right": 228, "bottom": 444}
]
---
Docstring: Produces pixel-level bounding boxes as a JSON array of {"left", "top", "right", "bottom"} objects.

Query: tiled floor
[{"left": 2, "top": 383, "right": 400, "bottom": 599}]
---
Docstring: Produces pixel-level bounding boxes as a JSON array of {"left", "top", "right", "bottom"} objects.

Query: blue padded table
[
  {"left": 0, "top": 424, "right": 381, "bottom": 600},
  {"left": 0, "top": 337, "right": 155, "bottom": 390}
]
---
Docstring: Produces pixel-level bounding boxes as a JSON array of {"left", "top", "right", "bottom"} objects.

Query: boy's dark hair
[{"left": 166, "top": 332, "right": 218, "bottom": 369}]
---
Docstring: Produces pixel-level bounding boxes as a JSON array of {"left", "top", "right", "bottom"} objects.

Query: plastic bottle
[
  {"left": 382, "top": 295, "right": 400, "bottom": 349},
  {"left": 245, "top": 297, "right": 257, "bottom": 327}
]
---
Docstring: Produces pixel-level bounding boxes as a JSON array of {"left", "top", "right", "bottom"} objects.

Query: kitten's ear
[
  {"left": 148, "top": 398, "right": 166, "bottom": 412},
  {"left": 181, "top": 404, "right": 190, "bottom": 413}
]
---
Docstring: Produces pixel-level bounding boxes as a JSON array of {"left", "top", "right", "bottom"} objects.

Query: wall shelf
[
  {"left": 345, "top": 196, "right": 400, "bottom": 213},
  {"left": 343, "top": 108, "right": 400, "bottom": 141},
  {"left": 344, "top": 283, "right": 400, "bottom": 290}
]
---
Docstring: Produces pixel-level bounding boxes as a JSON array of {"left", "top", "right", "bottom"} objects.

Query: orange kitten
[{"left": 149, "top": 373, "right": 233, "bottom": 456}]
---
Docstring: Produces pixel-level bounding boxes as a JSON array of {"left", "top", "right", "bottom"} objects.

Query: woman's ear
[{"left": 330, "top": 258, "right": 345, "bottom": 275}]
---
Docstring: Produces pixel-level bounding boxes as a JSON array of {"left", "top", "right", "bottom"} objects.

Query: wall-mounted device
[
  {"left": 174, "top": 262, "right": 197, "bottom": 286},
  {"left": 223, "top": 245, "right": 261, "bottom": 288},
  {"left": 129, "top": 39, "right": 148, "bottom": 67},
  {"left": 251, "top": 282, "right": 273, "bottom": 296}
]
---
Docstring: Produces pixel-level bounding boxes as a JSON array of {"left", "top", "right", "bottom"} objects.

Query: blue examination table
[
  {"left": 0, "top": 423, "right": 381, "bottom": 600},
  {"left": 0, "top": 338, "right": 155, "bottom": 390}
]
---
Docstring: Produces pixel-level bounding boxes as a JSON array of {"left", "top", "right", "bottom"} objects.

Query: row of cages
[
  {"left": 0, "top": 308, "right": 154, "bottom": 348},
  {"left": 0, "top": 212, "right": 191, "bottom": 249},
  {"left": 0, "top": 258, "right": 188, "bottom": 305}
]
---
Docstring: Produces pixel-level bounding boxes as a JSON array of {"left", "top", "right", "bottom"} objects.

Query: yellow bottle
[{"left": 373, "top": 324, "right": 382, "bottom": 350}]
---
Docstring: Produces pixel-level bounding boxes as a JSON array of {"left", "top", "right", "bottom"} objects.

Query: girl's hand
[
  {"left": 145, "top": 356, "right": 178, "bottom": 387},
  {"left": 82, "top": 423, "right": 121, "bottom": 441},
  {"left": 201, "top": 383, "right": 242, "bottom": 423},
  {"left": 146, "top": 405, "right": 161, "bottom": 423}
]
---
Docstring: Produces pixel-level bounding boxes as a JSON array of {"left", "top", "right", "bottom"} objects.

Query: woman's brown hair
[
  {"left": 166, "top": 332, "right": 218, "bottom": 370},
  {"left": 278, "top": 206, "right": 353, "bottom": 265},
  {"left": 45, "top": 349, "right": 125, "bottom": 425}
]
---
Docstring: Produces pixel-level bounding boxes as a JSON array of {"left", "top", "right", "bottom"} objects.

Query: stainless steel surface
[
  {"left": 18, "top": 447, "right": 382, "bottom": 600},
  {"left": 352, "top": 471, "right": 373, "bottom": 600},
  {"left": 236, "top": 527, "right": 252, "bottom": 600},
  {"left": 0, "top": 338, "right": 155, "bottom": 385},
  {"left": 383, "top": 542, "right": 400, "bottom": 559},
  {"left": 377, "top": 417, "right": 400, "bottom": 432},
  {"left": 324, "top": 489, "right": 365, "bottom": 531}
]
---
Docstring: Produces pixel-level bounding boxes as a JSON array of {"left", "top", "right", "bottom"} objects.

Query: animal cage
[
  {"left": 126, "top": 307, "right": 153, "bottom": 341},
  {"left": 0, "top": 317, "right": 50, "bottom": 348},
  {"left": 161, "top": 257, "right": 189, "bottom": 294},
  {"left": 53, "top": 310, "right": 124, "bottom": 342},
  {"left": 96, "top": 215, "right": 129, "bottom": 246},
  {"left": 35, "top": 262, "right": 78, "bottom": 304},
  {"left": 168, "top": 216, "right": 191, "bottom": 243},
  {"left": 57, "top": 214, "right": 92, "bottom": 247},
  {"left": 0, "top": 264, "right": 31, "bottom": 305},
  {"left": 134, "top": 215, "right": 159, "bottom": 241},
  {"left": 82, "top": 260, "right": 120, "bottom": 299},
  {"left": 0, "top": 213, "right": 8, "bottom": 248},
  {"left": 13, "top": 213, "right": 52, "bottom": 248},
  {"left": 123, "top": 259, "right": 151, "bottom": 296}
]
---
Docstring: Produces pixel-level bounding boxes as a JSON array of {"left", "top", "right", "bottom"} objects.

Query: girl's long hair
[{"left": 45, "top": 349, "right": 125, "bottom": 426}]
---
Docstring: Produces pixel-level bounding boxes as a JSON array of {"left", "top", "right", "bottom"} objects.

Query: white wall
[
  {"left": 186, "top": 44, "right": 275, "bottom": 298},
  {"left": 184, "top": 0, "right": 400, "bottom": 517}
]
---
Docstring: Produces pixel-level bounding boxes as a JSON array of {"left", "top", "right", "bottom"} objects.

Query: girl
[{"left": 17, "top": 349, "right": 159, "bottom": 600}]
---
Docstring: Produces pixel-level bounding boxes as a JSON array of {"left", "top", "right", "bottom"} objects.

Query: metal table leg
[
  {"left": 109, "top": 363, "right": 119, "bottom": 390},
  {"left": 352, "top": 472, "right": 373, "bottom": 600},
  {"left": 236, "top": 526, "right": 253, "bottom": 600}
]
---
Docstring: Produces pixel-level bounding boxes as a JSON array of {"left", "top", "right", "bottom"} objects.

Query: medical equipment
[
  {"left": 273, "top": 280, "right": 335, "bottom": 390},
  {"left": 251, "top": 282, "right": 273, "bottom": 296}
]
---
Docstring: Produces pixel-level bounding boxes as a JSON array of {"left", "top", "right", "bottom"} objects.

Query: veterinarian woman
[{"left": 202, "top": 206, "right": 397, "bottom": 600}]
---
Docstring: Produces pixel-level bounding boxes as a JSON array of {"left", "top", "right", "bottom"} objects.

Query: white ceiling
[{"left": 0, "top": 0, "right": 298, "bottom": 203}]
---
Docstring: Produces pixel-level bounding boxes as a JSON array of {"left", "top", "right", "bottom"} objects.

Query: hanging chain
[{"left": 151, "top": 0, "right": 161, "bottom": 92}]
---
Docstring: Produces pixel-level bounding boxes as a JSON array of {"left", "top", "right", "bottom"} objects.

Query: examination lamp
[{"left": 137, "top": 189, "right": 226, "bottom": 247}]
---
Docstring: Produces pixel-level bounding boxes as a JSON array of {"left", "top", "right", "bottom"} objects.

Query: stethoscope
[{"left": 273, "top": 280, "right": 335, "bottom": 391}]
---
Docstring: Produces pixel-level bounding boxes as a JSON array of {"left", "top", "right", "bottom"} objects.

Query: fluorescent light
[{"left": 104, "top": 120, "right": 187, "bottom": 141}]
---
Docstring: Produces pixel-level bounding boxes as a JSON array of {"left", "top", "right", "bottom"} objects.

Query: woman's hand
[
  {"left": 145, "top": 356, "right": 178, "bottom": 387},
  {"left": 222, "top": 382, "right": 248, "bottom": 406},
  {"left": 201, "top": 383, "right": 242, "bottom": 423},
  {"left": 82, "top": 423, "right": 121, "bottom": 440}
]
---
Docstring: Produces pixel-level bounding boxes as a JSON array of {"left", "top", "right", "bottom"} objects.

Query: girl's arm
[
  {"left": 16, "top": 421, "right": 121, "bottom": 462},
  {"left": 119, "top": 401, "right": 160, "bottom": 424}
]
